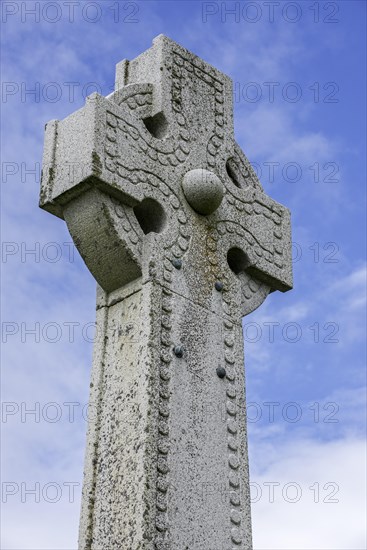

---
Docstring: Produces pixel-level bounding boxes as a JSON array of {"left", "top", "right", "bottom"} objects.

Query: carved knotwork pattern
[
  {"left": 171, "top": 49, "right": 225, "bottom": 171},
  {"left": 104, "top": 108, "right": 190, "bottom": 176}
]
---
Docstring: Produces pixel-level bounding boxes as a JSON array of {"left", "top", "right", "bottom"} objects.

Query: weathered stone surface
[{"left": 40, "top": 35, "right": 292, "bottom": 550}]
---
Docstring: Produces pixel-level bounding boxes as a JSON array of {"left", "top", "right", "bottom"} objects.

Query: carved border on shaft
[
  {"left": 143, "top": 184, "right": 190, "bottom": 550},
  {"left": 206, "top": 222, "right": 269, "bottom": 548}
]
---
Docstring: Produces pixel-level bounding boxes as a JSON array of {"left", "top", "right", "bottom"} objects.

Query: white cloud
[{"left": 251, "top": 436, "right": 366, "bottom": 550}]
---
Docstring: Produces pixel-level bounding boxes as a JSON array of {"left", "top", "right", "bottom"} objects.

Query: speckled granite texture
[{"left": 40, "top": 35, "right": 292, "bottom": 550}]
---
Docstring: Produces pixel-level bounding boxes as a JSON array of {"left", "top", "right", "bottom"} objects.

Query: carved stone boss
[{"left": 40, "top": 35, "right": 292, "bottom": 550}]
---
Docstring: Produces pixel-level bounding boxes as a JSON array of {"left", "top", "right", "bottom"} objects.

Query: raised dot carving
[
  {"left": 227, "top": 420, "right": 238, "bottom": 435},
  {"left": 231, "top": 528, "right": 242, "bottom": 544},
  {"left": 161, "top": 317, "right": 172, "bottom": 330},
  {"left": 155, "top": 514, "right": 168, "bottom": 532},
  {"left": 157, "top": 458, "right": 169, "bottom": 474},
  {"left": 158, "top": 421, "right": 169, "bottom": 436},
  {"left": 274, "top": 244, "right": 283, "bottom": 254},
  {"left": 159, "top": 403, "right": 169, "bottom": 418},
  {"left": 127, "top": 98, "right": 136, "bottom": 109},
  {"left": 228, "top": 437, "right": 238, "bottom": 451},
  {"left": 179, "top": 225, "right": 190, "bottom": 238},
  {"left": 253, "top": 203, "right": 262, "bottom": 214},
  {"left": 129, "top": 233, "right": 139, "bottom": 245},
  {"left": 230, "top": 510, "right": 241, "bottom": 525},
  {"left": 159, "top": 386, "right": 170, "bottom": 400},
  {"left": 162, "top": 299, "right": 172, "bottom": 313},
  {"left": 272, "top": 212, "right": 281, "bottom": 224},
  {"left": 171, "top": 246, "right": 182, "bottom": 258},
  {"left": 156, "top": 497, "right": 167, "bottom": 512},
  {"left": 158, "top": 153, "right": 169, "bottom": 166},
  {"left": 229, "top": 474, "right": 240, "bottom": 488},
  {"left": 243, "top": 288, "right": 252, "bottom": 300},
  {"left": 226, "top": 401, "right": 237, "bottom": 416},
  {"left": 225, "top": 336, "right": 234, "bottom": 347},
  {"left": 225, "top": 368, "right": 235, "bottom": 381},
  {"left": 178, "top": 237, "right": 188, "bottom": 251},
  {"left": 106, "top": 127, "right": 117, "bottom": 142},
  {"left": 164, "top": 259, "right": 173, "bottom": 271},
  {"left": 168, "top": 155, "right": 179, "bottom": 166},
  {"left": 230, "top": 492, "right": 240, "bottom": 506},
  {"left": 159, "top": 367, "right": 171, "bottom": 382},
  {"left": 177, "top": 211, "right": 187, "bottom": 224},
  {"left": 175, "top": 148, "right": 187, "bottom": 162},
  {"left": 158, "top": 439, "right": 170, "bottom": 455},
  {"left": 106, "top": 142, "right": 117, "bottom": 157},
  {"left": 160, "top": 350, "right": 172, "bottom": 364},
  {"left": 174, "top": 55, "right": 184, "bottom": 66},
  {"left": 170, "top": 196, "right": 180, "bottom": 210},
  {"left": 105, "top": 157, "right": 115, "bottom": 172},
  {"left": 229, "top": 455, "right": 240, "bottom": 470},
  {"left": 225, "top": 352, "right": 235, "bottom": 364},
  {"left": 207, "top": 143, "right": 216, "bottom": 156},
  {"left": 248, "top": 280, "right": 259, "bottom": 292},
  {"left": 156, "top": 477, "right": 168, "bottom": 493},
  {"left": 180, "top": 128, "right": 190, "bottom": 141},
  {"left": 148, "top": 148, "right": 158, "bottom": 161},
  {"left": 208, "top": 254, "right": 218, "bottom": 267}
]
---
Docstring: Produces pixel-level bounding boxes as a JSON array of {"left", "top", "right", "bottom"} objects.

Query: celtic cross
[{"left": 40, "top": 35, "right": 292, "bottom": 550}]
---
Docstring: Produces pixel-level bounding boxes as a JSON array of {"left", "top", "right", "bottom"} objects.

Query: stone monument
[{"left": 40, "top": 35, "right": 292, "bottom": 550}]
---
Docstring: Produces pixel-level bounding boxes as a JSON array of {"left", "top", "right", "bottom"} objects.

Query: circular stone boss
[{"left": 182, "top": 169, "right": 224, "bottom": 215}]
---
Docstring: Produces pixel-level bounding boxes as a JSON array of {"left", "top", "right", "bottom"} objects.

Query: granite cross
[{"left": 40, "top": 35, "right": 292, "bottom": 550}]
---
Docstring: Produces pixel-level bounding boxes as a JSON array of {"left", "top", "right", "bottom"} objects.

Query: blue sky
[{"left": 1, "top": 1, "right": 366, "bottom": 548}]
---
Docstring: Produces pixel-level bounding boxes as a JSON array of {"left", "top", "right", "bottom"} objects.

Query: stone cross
[{"left": 40, "top": 35, "right": 292, "bottom": 550}]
